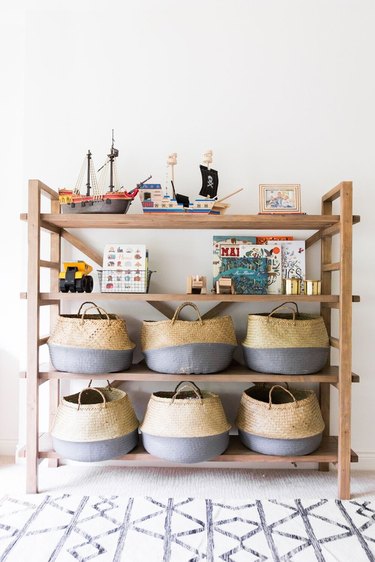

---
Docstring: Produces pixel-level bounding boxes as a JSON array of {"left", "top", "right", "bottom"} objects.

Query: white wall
[
  {"left": 1, "top": 1, "right": 374, "bottom": 465},
  {"left": 0, "top": 5, "right": 25, "bottom": 455}
]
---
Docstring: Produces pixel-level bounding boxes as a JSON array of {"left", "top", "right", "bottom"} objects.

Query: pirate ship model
[
  {"left": 138, "top": 151, "right": 242, "bottom": 214},
  {"left": 59, "top": 132, "right": 151, "bottom": 214}
]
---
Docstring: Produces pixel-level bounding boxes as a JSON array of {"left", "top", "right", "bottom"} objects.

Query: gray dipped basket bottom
[
  {"left": 141, "top": 432, "right": 230, "bottom": 463},
  {"left": 242, "top": 346, "right": 330, "bottom": 375},
  {"left": 239, "top": 429, "right": 323, "bottom": 456},
  {"left": 48, "top": 344, "right": 134, "bottom": 374},
  {"left": 143, "top": 343, "right": 236, "bottom": 374},
  {"left": 52, "top": 429, "right": 138, "bottom": 462}
]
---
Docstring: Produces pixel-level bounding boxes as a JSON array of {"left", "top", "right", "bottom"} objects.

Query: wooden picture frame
[{"left": 259, "top": 184, "right": 301, "bottom": 214}]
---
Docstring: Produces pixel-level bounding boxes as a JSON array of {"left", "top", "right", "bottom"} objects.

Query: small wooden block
[
  {"left": 215, "top": 277, "right": 235, "bottom": 294},
  {"left": 186, "top": 275, "right": 207, "bottom": 294}
]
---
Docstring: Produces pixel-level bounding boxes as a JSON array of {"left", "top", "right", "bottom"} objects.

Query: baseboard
[
  {"left": 352, "top": 452, "right": 375, "bottom": 471},
  {"left": 0, "top": 439, "right": 17, "bottom": 457}
]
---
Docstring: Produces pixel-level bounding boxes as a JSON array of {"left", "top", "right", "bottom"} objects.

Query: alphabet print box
[{"left": 101, "top": 244, "right": 147, "bottom": 292}]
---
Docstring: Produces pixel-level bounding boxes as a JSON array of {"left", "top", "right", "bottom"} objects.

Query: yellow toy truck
[{"left": 59, "top": 261, "right": 94, "bottom": 293}]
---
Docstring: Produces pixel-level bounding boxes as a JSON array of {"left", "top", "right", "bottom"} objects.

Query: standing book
[
  {"left": 268, "top": 240, "right": 306, "bottom": 280},
  {"left": 218, "top": 255, "right": 268, "bottom": 294},
  {"left": 239, "top": 245, "right": 282, "bottom": 295},
  {"left": 213, "top": 236, "right": 257, "bottom": 280},
  {"left": 256, "top": 236, "right": 293, "bottom": 244},
  {"left": 213, "top": 237, "right": 282, "bottom": 294}
]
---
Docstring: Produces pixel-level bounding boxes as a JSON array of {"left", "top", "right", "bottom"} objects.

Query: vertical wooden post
[
  {"left": 48, "top": 198, "right": 60, "bottom": 468},
  {"left": 338, "top": 182, "right": 353, "bottom": 499},
  {"left": 26, "top": 180, "right": 40, "bottom": 493},
  {"left": 319, "top": 198, "right": 333, "bottom": 472}
]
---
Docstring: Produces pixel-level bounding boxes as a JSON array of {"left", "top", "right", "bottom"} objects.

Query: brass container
[
  {"left": 304, "top": 280, "right": 321, "bottom": 296},
  {"left": 283, "top": 278, "right": 302, "bottom": 295}
]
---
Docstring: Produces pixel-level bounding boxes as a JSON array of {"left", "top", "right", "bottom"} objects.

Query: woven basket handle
[
  {"left": 171, "top": 302, "right": 203, "bottom": 325},
  {"left": 268, "top": 302, "right": 299, "bottom": 321},
  {"left": 268, "top": 385, "right": 297, "bottom": 409},
  {"left": 77, "top": 387, "right": 106, "bottom": 410},
  {"left": 173, "top": 380, "right": 203, "bottom": 397},
  {"left": 80, "top": 305, "right": 115, "bottom": 326},
  {"left": 78, "top": 301, "right": 105, "bottom": 316},
  {"left": 171, "top": 382, "right": 203, "bottom": 403}
]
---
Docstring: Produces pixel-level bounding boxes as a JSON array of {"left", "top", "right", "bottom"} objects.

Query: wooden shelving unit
[{"left": 22, "top": 179, "right": 360, "bottom": 498}]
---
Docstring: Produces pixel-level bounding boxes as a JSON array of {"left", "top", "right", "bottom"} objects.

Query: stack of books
[{"left": 212, "top": 236, "right": 305, "bottom": 295}]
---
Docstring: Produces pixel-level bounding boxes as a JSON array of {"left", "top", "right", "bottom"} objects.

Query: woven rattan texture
[
  {"left": 242, "top": 313, "right": 329, "bottom": 349},
  {"left": 236, "top": 386, "right": 324, "bottom": 439},
  {"left": 52, "top": 388, "right": 138, "bottom": 442},
  {"left": 48, "top": 314, "right": 135, "bottom": 351},
  {"left": 141, "top": 317, "right": 237, "bottom": 351},
  {"left": 140, "top": 391, "right": 231, "bottom": 438}
]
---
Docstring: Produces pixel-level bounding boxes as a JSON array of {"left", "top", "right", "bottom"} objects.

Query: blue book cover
[
  {"left": 213, "top": 236, "right": 281, "bottom": 294},
  {"left": 213, "top": 235, "right": 257, "bottom": 281},
  {"left": 215, "top": 256, "right": 268, "bottom": 294}
]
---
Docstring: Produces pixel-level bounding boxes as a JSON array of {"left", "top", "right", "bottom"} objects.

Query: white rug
[{"left": 0, "top": 494, "right": 374, "bottom": 561}]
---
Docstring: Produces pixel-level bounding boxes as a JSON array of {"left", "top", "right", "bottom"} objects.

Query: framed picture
[{"left": 259, "top": 184, "right": 301, "bottom": 214}]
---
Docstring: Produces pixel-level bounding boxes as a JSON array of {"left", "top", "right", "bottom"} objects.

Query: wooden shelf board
[
  {"left": 18, "top": 213, "right": 345, "bottom": 230},
  {"left": 18, "top": 435, "right": 358, "bottom": 464},
  {"left": 20, "top": 293, "right": 361, "bottom": 304},
  {"left": 20, "top": 292, "right": 342, "bottom": 303},
  {"left": 19, "top": 362, "right": 359, "bottom": 383},
  {"left": 20, "top": 213, "right": 362, "bottom": 230}
]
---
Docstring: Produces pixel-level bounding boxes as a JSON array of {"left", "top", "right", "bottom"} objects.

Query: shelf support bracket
[
  {"left": 60, "top": 229, "right": 103, "bottom": 267},
  {"left": 146, "top": 300, "right": 232, "bottom": 320},
  {"left": 146, "top": 301, "right": 175, "bottom": 319}
]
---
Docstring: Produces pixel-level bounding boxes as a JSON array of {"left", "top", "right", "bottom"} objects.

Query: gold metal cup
[
  {"left": 283, "top": 278, "right": 302, "bottom": 295},
  {"left": 304, "top": 279, "right": 321, "bottom": 295}
]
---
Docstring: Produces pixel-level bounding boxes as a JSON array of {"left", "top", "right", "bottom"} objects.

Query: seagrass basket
[
  {"left": 141, "top": 302, "right": 237, "bottom": 374},
  {"left": 236, "top": 384, "right": 324, "bottom": 456},
  {"left": 48, "top": 301, "right": 135, "bottom": 374},
  {"left": 140, "top": 382, "right": 231, "bottom": 463},
  {"left": 51, "top": 386, "right": 139, "bottom": 462},
  {"left": 242, "top": 302, "right": 329, "bottom": 375}
]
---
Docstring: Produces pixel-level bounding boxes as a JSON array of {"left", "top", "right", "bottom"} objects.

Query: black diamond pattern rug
[{"left": 0, "top": 495, "right": 374, "bottom": 561}]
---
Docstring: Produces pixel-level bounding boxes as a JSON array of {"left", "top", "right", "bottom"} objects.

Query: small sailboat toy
[
  {"left": 139, "top": 151, "right": 240, "bottom": 214},
  {"left": 59, "top": 131, "right": 151, "bottom": 214}
]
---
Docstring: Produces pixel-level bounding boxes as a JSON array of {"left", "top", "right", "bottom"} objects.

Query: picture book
[
  {"left": 213, "top": 235, "right": 257, "bottom": 280},
  {"left": 239, "top": 244, "right": 282, "bottom": 295},
  {"left": 213, "top": 236, "right": 282, "bottom": 295},
  {"left": 256, "top": 236, "right": 293, "bottom": 244},
  {"left": 218, "top": 256, "right": 268, "bottom": 294},
  {"left": 267, "top": 240, "right": 305, "bottom": 280}
]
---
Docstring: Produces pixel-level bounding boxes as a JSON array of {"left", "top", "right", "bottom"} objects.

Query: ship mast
[
  {"left": 203, "top": 150, "right": 213, "bottom": 170},
  {"left": 74, "top": 150, "right": 98, "bottom": 196},
  {"left": 166, "top": 153, "right": 177, "bottom": 197},
  {"left": 85, "top": 150, "right": 92, "bottom": 196},
  {"left": 108, "top": 129, "right": 119, "bottom": 193}
]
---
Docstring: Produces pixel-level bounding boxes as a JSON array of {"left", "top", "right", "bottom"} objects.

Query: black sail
[{"left": 199, "top": 165, "right": 219, "bottom": 198}]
